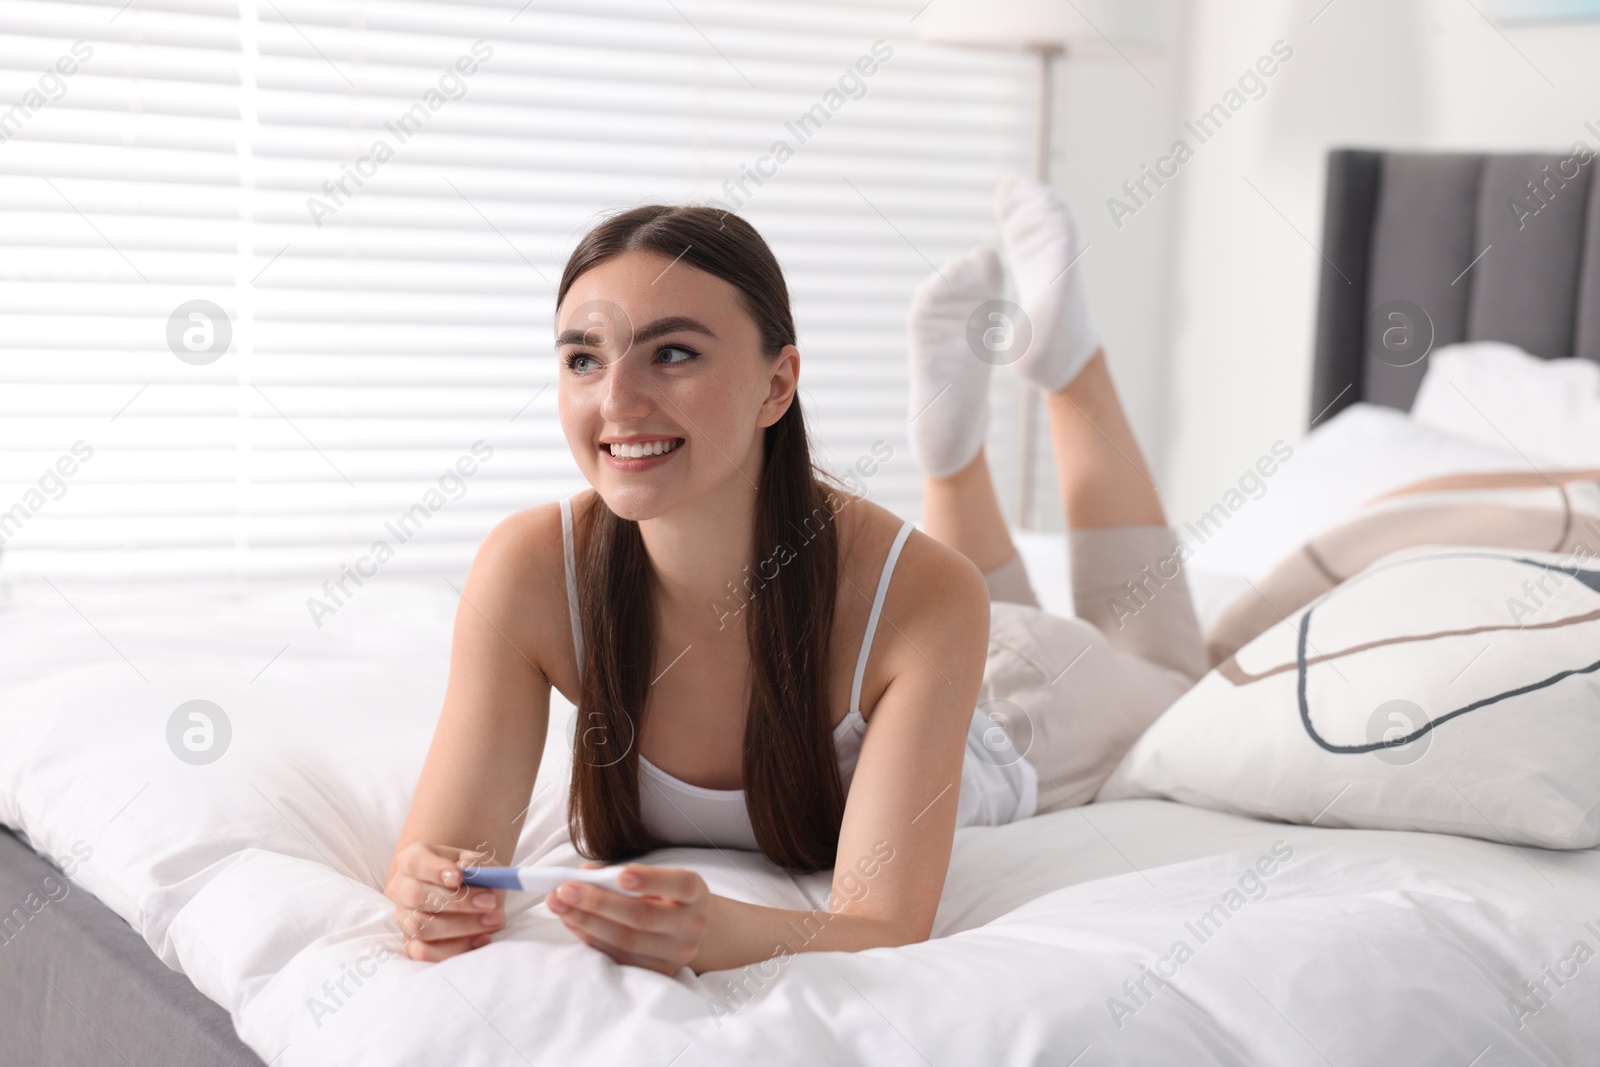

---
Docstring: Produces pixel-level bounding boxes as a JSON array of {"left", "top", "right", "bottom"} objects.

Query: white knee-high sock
[
  {"left": 906, "top": 245, "right": 1005, "bottom": 478},
  {"left": 995, "top": 178, "right": 1101, "bottom": 393}
]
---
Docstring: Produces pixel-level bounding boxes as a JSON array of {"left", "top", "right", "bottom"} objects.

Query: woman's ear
[{"left": 757, "top": 344, "right": 800, "bottom": 428}]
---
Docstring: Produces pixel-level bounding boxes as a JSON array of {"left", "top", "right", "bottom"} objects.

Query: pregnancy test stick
[{"left": 460, "top": 865, "right": 645, "bottom": 897}]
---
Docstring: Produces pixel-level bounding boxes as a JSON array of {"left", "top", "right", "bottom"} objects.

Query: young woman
[{"left": 383, "top": 181, "right": 1208, "bottom": 975}]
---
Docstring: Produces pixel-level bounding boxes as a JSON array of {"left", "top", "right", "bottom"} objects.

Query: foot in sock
[
  {"left": 995, "top": 177, "right": 1101, "bottom": 394},
  {"left": 906, "top": 245, "right": 1005, "bottom": 478}
]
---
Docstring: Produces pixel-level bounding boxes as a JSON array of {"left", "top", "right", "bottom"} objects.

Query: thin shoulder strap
[
  {"left": 849, "top": 520, "right": 915, "bottom": 714},
  {"left": 560, "top": 496, "right": 585, "bottom": 674}
]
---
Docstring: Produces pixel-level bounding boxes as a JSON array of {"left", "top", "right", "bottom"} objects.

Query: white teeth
[{"left": 608, "top": 439, "right": 679, "bottom": 458}]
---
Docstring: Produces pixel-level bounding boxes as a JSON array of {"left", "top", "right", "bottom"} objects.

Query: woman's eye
[
  {"left": 657, "top": 345, "right": 697, "bottom": 366},
  {"left": 564, "top": 352, "right": 599, "bottom": 373}
]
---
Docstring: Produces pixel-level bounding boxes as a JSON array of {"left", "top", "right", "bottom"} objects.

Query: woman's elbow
[{"left": 851, "top": 909, "right": 933, "bottom": 950}]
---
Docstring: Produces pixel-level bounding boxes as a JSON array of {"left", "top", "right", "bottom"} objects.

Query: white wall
[{"left": 1027, "top": 0, "right": 1600, "bottom": 535}]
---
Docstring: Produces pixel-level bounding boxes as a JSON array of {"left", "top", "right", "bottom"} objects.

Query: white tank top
[{"left": 559, "top": 496, "right": 1037, "bottom": 851}]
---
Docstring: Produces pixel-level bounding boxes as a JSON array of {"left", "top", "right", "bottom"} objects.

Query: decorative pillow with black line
[{"left": 1100, "top": 543, "right": 1600, "bottom": 849}]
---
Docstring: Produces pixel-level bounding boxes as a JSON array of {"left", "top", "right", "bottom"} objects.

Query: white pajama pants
[{"left": 975, "top": 525, "right": 1207, "bottom": 817}]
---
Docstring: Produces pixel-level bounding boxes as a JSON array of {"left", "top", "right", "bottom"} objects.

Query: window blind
[{"left": 0, "top": 0, "right": 1028, "bottom": 583}]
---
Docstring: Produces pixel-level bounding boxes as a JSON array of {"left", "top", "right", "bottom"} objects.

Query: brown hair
[{"left": 558, "top": 205, "right": 844, "bottom": 872}]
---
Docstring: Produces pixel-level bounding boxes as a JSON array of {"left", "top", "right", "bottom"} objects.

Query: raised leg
[
  {"left": 1041, "top": 349, "right": 1164, "bottom": 529},
  {"left": 918, "top": 349, "right": 1166, "bottom": 559},
  {"left": 908, "top": 178, "right": 1189, "bottom": 650},
  {"left": 919, "top": 447, "right": 1016, "bottom": 573}
]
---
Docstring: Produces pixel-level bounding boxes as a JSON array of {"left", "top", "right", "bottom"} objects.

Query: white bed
[{"left": 5, "top": 380, "right": 1600, "bottom": 1064}]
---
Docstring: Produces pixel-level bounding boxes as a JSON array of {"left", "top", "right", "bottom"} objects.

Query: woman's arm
[
  {"left": 543, "top": 530, "right": 992, "bottom": 973},
  {"left": 385, "top": 505, "right": 569, "bottom": 961},
  {"left": 780, "top": 531, "right": 991, "bottom": 952}
]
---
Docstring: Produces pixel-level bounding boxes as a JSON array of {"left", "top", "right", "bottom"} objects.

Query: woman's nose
[{"left": 599, "top": 350, "right": 652, "bottom": 422}]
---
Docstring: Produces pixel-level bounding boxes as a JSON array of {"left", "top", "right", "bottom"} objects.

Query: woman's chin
[{"left": 593, "top": 483, "right": 676, "bottom": 523}]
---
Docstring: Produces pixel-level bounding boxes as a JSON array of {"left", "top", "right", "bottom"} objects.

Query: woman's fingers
[
  {"left": 399, "top": 841, "right": 495, "bottom": 889},
  {"left": 398, "top": 901, "right": 504, "bottom": 940},
  {"left": 383, "top": 843, "right": 509, "bottom": 960},
  {"left": 393, "top": 844, "right": 503, "bottom": 914},
  {"left": 551, "top": 865, "right": 709, "bottom": 973},
  {"left": 399, "top": 842, "right": 470, "bottom": 894},
  {"left": 620, "top": 864, "right": 700, "bottom": 903},
  {"left": 395, "top": 878, "right": 498, "bottom": 915},
  {"left": 559, "top": 906, "right": 680, "bottom": 967},
  {"left": 403, "top": 931, "right": 494, "bottom": 962},
  {"left": 549, "top": 882, "right": 670, "bottom": 934},
  {"left": 560, "top": 908, "right": 678, "bottom": 953},
  {"left": 566, "top": 865, "right": 701, "bottom": 922}
]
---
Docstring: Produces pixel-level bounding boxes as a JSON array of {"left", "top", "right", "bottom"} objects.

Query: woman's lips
[{"left": 600, "top": 439, "right": 683, "bottom": 472}]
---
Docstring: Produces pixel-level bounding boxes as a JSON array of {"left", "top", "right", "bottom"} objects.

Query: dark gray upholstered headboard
[{"left": 1310, "top": 148, "right": 1600, "bottom": 423}]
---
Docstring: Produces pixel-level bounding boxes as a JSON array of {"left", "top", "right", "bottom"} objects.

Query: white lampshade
[
  {"left": 917, "top": 0, "right": 1077, "bottom": 50},
  {"left": 916, "top": 0, "right": 1155, "bottom": 60}
]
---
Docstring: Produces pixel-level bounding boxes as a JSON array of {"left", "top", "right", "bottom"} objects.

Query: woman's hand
[
  {"left": 384, "top": 842, "right": 505, "bottom": 962},
  {"left": 548, "top": 862, "right": 710, "bottom": 975}
]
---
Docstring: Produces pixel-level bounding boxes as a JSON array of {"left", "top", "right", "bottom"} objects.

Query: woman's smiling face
[{"left": 556, "top": 250, "right": 798, "bottom": 522}]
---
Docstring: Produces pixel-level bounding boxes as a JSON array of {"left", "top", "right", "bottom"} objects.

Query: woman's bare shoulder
[
  {"left": 476, "top": 489, "right": 598, "bottom": 572},
  {"left": 834, "top": 493, "right": 984, "bottom": 594},
  {"left": 833, "top": 495, "right": 988, "bottom": 719},
  {"left": 463, "top": 492, "right": 596, "bottom": 690},
  {"left": 834, "top": 494, "right": 987, "bottom": 632},
  {"left": 474, "top": 501, "right": 560, "bottom": 584}
]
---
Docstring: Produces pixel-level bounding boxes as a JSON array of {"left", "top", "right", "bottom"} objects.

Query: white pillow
[
  {"left": 1185, "top": 402, "right": 1528, "bottom": 581},
  {"left": 1099, "top": 543, "right": 1600, "bottom": 849},
  {"left": 1411, "top": 341, "right": 1600, "bottom": 467}
]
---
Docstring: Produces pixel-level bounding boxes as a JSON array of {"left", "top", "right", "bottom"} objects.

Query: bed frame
[
  {"left": 5, "top": 147, "right": 1600, "bottom": 1067},
  {"left": 0, "top": 826, "right": 265, "bottom": 1066},
  {"left": 1311, "top": 147, "right": 1600, "bottom": 421}
]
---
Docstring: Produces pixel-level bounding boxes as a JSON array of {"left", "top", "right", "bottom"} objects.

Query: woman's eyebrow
[
  {"left": 555, "top": 315, "right": 717, "bottom": 349},
  {"left": 634, "top": 316, "right": 718, "bottom": 345}
]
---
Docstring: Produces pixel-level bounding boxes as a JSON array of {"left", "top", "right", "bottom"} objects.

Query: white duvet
[{"left": 2, "top": 578, "right": 1597, "bottom": 1066}]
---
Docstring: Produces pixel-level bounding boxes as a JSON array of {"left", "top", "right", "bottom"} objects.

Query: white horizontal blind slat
[{"left": 0, "top": 0, "right": 1026, "bottom": 581}]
